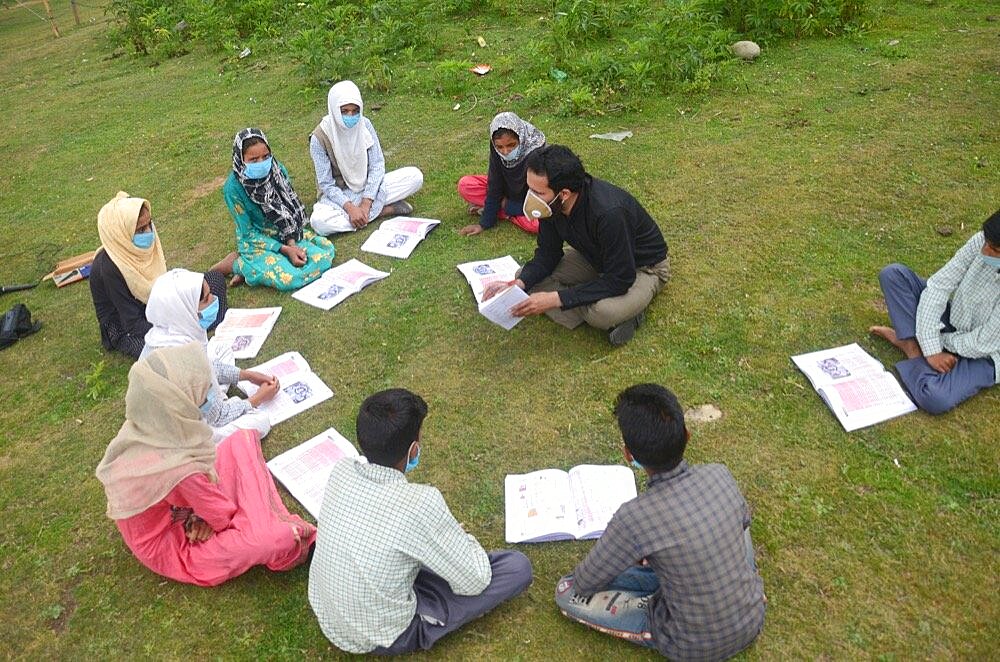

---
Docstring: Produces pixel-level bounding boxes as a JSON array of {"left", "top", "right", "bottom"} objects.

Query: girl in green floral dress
[{"left": 222, "top": 128, "right": 335, "bottom": 291}]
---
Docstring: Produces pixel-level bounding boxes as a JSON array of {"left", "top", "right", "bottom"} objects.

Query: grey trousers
[
  {"left": 878, "top": 263, "right": 996, "bottom": 414},
  {"left": 528, "top": 249, "right": 671, "bottom": 330},
  {"left": 372, "top": 550, "right": 532, "bottom": 655}
]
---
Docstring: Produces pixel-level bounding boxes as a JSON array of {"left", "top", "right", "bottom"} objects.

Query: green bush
[{"left": 105, "top": 0, "right": 875, "bottom": 113}]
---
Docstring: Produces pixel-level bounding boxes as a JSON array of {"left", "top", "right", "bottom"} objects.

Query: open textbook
[
  {"left": 209, "top": 307, "right": 282, "bottom": 360},
  {"left": 505, "top": 464, "right": 638, "bottom": 543},
  {"left": 267, "top": 427, "right": 361, "bottom": 519},
  {"left": 457, "top": 256, "right": 529, "bottom": 330},
  {"left": 237, "top": 351, "right": 333, "bottom": 425},
  {"left": 292, "top": 259, "right": 389, "bottom": 310},
  {"left": 791, "top": 343, "right": 917, "bottom": 431},
  {"left": 361, "top": 216, "right": 441, "bottom": 259}
]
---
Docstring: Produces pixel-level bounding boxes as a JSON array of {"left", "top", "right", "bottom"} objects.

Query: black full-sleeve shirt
[
  {"left": 518, "top": 175, "right": 668, "bottom": 309},
  {"left": 89, "top": 249, "right": 151, "bottom": 355}
]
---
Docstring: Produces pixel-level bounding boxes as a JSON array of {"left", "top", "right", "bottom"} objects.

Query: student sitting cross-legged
[
  {"left": 308, "top": 388, "right": 532, "bottom": 655},
  {"left": 555, "top": 384, "right": 766, "bottom": 661},
  {"left": 870, "top": 209, "right": 1000, "bottom": 414}
]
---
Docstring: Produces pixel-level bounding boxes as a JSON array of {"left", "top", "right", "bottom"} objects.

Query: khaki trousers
[{"left": 527, "top": 248, "right": 670, "bottom": 330}]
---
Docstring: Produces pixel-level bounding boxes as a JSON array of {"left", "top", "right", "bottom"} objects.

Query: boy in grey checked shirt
[
  {"left": 308, "top": 388, "right": 532, "bottom": 655},
  {"left": 555, "top": 384, "right": 766, "bottom": 661},
  {"left": 871, "top": 209, "right": 1000, "bottom": 414}
]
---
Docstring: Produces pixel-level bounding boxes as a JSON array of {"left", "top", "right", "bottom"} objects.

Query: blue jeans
[{"left": 556, "top": 530, "right": 757, "bottom": 647}]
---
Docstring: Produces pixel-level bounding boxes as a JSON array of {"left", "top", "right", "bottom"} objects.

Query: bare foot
[
  {"left": 229, "top": 274, "right": 245, "bottom": 288},
  {"left": 209, "top": 251, "right": 238, "bottom": 275},
  {"left": 869, "top": 325, "right": 921, "bottom": 359}
]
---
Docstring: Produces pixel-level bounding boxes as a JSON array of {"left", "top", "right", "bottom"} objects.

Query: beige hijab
[
  {"left": 96, "top": 342, "right": 217, "bottom": 520},
  {"left": 97, "top": 191, "right": 167, "bottom": 303}
]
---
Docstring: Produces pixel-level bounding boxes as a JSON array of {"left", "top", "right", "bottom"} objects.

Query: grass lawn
[{"left": 1, "top": 1, "right": 997, "bottom": 659}]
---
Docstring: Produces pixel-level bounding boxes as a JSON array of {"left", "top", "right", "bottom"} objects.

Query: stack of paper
[
  {"left": 237, "top": 351, "right": 333, "bottom": 425},
  {"left": 292, "top": 259, "right": 389, "bottom": 310},
  {"left": 267, "top": 427, "right": 361, "bottom": 519},
  {"left": 361, "top": 217, "right": 441, "bottom": 258},
  {"left": 209, "top": 307, "right": 282, "bottom": 359}
]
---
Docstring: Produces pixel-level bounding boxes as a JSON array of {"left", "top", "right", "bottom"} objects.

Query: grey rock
[
  {"left": 685, "top": 404, "right": 723, "bottom": 424},
  {"left": 732, "top": 41, "right": 761, "bottom": 61}
]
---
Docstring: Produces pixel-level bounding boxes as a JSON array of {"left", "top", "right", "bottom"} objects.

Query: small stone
[
  {"left": 935, "top": 226, "right": 953, "bottom": 237},
  {"left": 685, "top": 404, "right": 723, "bottom": 424},
  {"left": 732, "top": 41, "right": 761, "bottom": 61},
  {"left": 887, "top": 39, "right": 900, "bottom": 46}
]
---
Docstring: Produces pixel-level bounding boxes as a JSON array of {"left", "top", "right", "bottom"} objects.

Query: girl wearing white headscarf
[
  {"left": 141, "top": 268, "right": 275, "bottom": 443},
  {"left": 458, "top": 112, "right": 547, "bottom": 236},
  {"left": 309, "top": 80, "right": 424, "bottom": 235},
  {"left": 90, "top": 191, "right": 228, "bottom": 359},
  {"left": 96, "top": 343, "right": 316, "bottom": 587}
]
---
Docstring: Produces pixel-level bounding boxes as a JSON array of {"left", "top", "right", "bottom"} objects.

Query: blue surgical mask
[
  {"left": 132, "top": 230, "right": 155, "bottom": 249},
  {"left": 198, "top": 389, "right": 217, "bottom": 415},
  {"left": 404, "top": 446, "right": 420, "bottom": 473},
  {"left": 499, "top": 145, "right": 521, "bottom": 162},
  {"left": 981, "top": 253, "right": 1000, "bottom": 270},
  {"left": 630, "top": 458, "right": 643, "bottom": 470},
  {"left": 342, "top": 114, "right": 360, "bottom": 129},
  {"left": 244, "top": 156, "right": 272, "bottom": 179},
  {"left": 198, "top": 296, "right": 220, "bottom": 330}
]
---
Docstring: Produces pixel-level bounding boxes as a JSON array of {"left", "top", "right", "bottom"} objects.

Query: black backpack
[{"left": 0, "top": 303, "right": 42, "bottom": 350}]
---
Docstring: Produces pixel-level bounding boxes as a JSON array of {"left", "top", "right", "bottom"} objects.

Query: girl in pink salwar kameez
[{"left": 96, "top": 342, "right": 315, "bottom": 587}]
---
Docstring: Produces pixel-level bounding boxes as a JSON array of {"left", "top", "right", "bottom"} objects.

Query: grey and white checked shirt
[
  {"left": 916, "top": 231, "right": 1000, "bottom": 383},
  {"left": 308, "top": 458, "right": 492, "bottom": 654},
  {"left": 572, "top": 461, "right": 765, "bottom": 661},
  {"left": 203, "top": 360, "right": 252, "bottom": 427}
]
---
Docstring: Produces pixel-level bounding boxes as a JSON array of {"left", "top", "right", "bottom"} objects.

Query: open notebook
[
  {"left": 791, "top": 342, "right": 917, "bottom": 431},
  {"left": 504, "top": 464, "right": 638, "bottom": 543},
  {"left": 267, "top": 427, "right": 361, "bottom": 519},
  {"left": 292, "top": 259, "right": 389, "bottom": 310},
  {"left": 237, "top": 351, "right": 333, "bottom": 425},
  {"left": 457, "top": 256, "right": 528, "bottom": 329},
  {"left": 361, "top": 217, "right": 440, "bottom": 258}
]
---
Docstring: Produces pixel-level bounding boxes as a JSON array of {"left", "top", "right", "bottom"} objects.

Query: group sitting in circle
[{"left": 85, "top": 76, "right": 999, "bottom": 659}]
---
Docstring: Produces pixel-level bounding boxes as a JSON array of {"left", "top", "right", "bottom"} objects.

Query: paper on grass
[
  {"left": 361, "top": 216, "right": 441, "bottom": 259},
  {"left": 237, "top": 351, "right": 333, "bottom": 425},
  {"left": 267, "top": 427, "right": 361, "bottom": 519},
  {"left": 209, "top": 307, "right": 282, "bottom": 359},
  {"left": 504, "top": 464, "right": 637, "bottom": 543},
  {"left": 292, "top": 259, "right": 389, "bottom": 310},
  {"left": 791, "top": 342, "right": 916, "bottom": 431},
  {"left": 457, "top": 255, "right": 521, "bottom": 304}
]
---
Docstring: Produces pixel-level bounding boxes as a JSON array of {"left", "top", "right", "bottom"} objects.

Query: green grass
[{"left": 1, "top": 1, "right": 998, "bottom": 659}]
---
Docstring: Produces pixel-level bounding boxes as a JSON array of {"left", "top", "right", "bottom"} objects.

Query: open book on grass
[
  {"left": 361, "top": 216, "right": 440, "bottom": 258},
  {"left": 504, "top": 464, "right": 638, "bottom": 543},
  {"left": 791, "top": 343, "right": 917, "bottom": 431},
  {"left": 237, "top": 351, "right": 333, "bottom": 425},
  {"left": 292, "top": 259, "right": 389, "bottom": 310},
  {"left": 267, "top": 427, "right": 361, "bottom": 519},
  {"left": 457, "top": 256, "right": 528, "bottom": 329},
  {"left": 209, "top": 307, "right": 282, "bottom": 359}
]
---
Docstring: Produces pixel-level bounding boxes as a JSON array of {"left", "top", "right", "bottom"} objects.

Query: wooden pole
[
  {"left": 40, "top": 0, "right": 60, "bottom": 37},
  {"left": 70, "top": 0, "right": 80, "bottom": 26}
]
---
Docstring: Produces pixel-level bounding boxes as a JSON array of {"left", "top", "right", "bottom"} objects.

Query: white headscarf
[
  {"left": 142, "top": 269, "right": 207, "bottom": 355},
  {"left": 319, "top": 80, "right": 375, "bottom": 193}
]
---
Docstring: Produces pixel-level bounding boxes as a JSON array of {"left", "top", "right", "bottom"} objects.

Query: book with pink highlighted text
[
  {"left": 791, "top": 343, "right": 916, "bottom": 431},
  {"left": 267, "top": 427, "right": 362, "bottom": 519}
]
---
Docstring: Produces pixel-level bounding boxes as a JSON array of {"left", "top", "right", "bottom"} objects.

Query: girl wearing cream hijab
[
  {"left": 96, "top": 343, "right": 316, "bottom": 587},
  {"left": 89, "top": 191, "right": 228, "bottom": 358},
  {"left": 309, "top": 80, "right": 424, "bottom": 235},
  {"left": 142, "top": 268, "right": 277, "bottom": 443}
]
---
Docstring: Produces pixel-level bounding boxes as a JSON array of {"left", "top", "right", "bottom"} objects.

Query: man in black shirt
[{"left": 484, "top": 145, "right": 669, "bottom": 345}]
